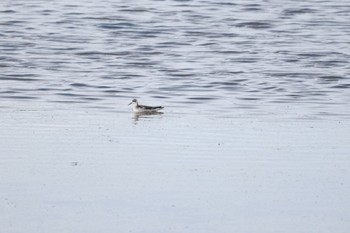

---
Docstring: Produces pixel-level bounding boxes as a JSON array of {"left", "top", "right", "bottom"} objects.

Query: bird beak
[{"left": 128, "top": 102, "right": 132, "bottom": 106}]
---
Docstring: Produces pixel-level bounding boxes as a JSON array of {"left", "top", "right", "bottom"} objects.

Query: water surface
[
  {"left": 1, "top": 0, "right": 350, "bottom": 117},
  {"left": 1, "top": 109, "right": 350, "bottom": 233},
  {"left": 1, "top": 1, "right": 350, "bottom": 233}
]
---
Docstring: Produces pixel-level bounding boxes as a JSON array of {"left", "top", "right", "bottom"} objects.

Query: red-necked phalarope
[{"left": 128, "top": 99, "right": 164, "bottom": 113}]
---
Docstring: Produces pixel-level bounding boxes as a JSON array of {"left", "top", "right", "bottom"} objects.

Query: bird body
[{"left": 128, "top": 99, "right": 164, "bottom": 113}]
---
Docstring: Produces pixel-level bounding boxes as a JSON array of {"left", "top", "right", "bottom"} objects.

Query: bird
[{"left": 128, "top": 99, "right": 164, "bottom": 113}]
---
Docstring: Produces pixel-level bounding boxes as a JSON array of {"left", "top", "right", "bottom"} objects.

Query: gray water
[
  {"left": 1, "top": 0, "right": 350, "bottom": 117},
  {"left": 1, "top": 1, "right": 350, "bottom": 233}
]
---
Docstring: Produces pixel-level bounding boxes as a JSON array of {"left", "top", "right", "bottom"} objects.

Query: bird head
[{"left": 128, "top": 99, "right": 138, "bottom": 106}]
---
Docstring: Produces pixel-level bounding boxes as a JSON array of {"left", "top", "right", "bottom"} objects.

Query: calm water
[
  {"left": 1, "top": 0, "right": 350, "bottom": 117},
  {"left": 1, "top": 1, "right": 350, "bottom": 233},
  {"left": 1, "top": 109, "right": 350, "bottom": 233}
]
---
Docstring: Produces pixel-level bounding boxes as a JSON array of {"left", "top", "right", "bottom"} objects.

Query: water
[
  {"left": 1, "top": 0, "right": 350, "bottom": 117},
  {"left": 1, "top": 109, "right": 350, "bottom": 233},
  {"left": 1, "top": 1, "right": 350, "bottom": 232}
]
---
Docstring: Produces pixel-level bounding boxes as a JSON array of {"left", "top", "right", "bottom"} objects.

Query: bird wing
[{"left": 139, "top": 105, "right": 163, "bottom": 110}]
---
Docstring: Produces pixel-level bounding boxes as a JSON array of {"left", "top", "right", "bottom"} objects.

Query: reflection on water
[
  {"left": 1, "top": 0, "right": 350, "bottom": 118},
  {"left": 132, "top": 111, "right": 164, "bottom": 124}
]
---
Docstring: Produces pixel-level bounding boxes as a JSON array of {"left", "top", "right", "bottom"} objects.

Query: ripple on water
[
  {"left": 1, "top": 75, "right": 41, "bottom": 82},
  {"left": 1, "top": 95, "right": 39, "bottom": 100},
  {"left": 0, "top": 0, "right": 350, "bottom": 117},
  {"left": 98, "top": 22, "right": 138, "bottom": 30},
  {"left": 282, "top": 8, "right": 316, "bottom": 16},
  {"left": 187, "top": 96, "right": 218, "bottom": 101},
  {"left": 318, "top": 75, "right": 345, "bottom": 81},
  {"left": 331, "top": 84, "right": 350, "bottom": 89},
  {"left": 235, "top": 21, "right": 274, "bottom": 29}
]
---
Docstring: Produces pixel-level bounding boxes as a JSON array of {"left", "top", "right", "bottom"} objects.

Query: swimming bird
[{"left": 128, "top": 99, "right": 164, "bottom": 113}]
